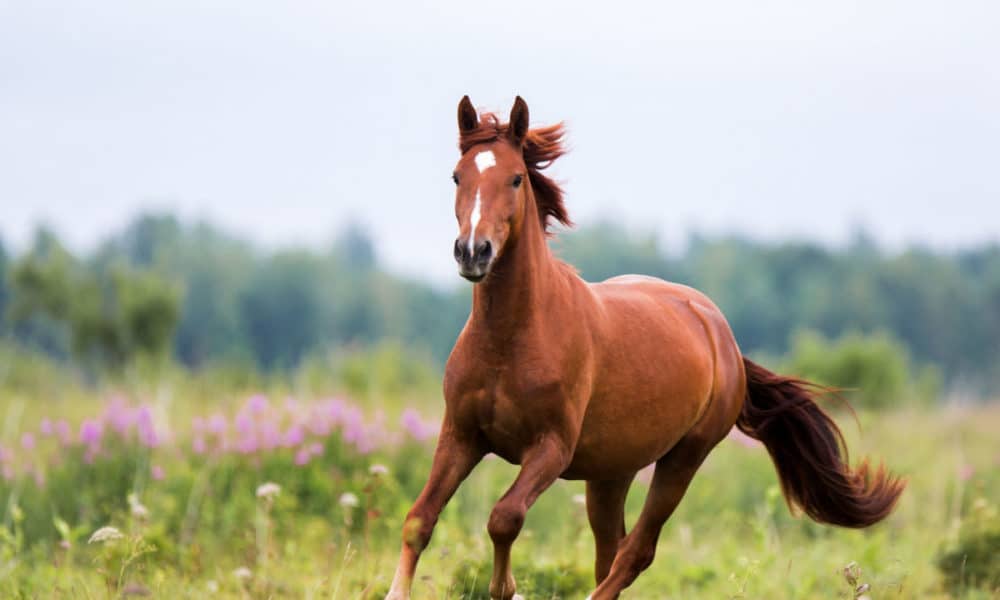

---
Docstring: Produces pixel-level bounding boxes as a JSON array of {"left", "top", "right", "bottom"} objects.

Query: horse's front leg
[
  {"left": 386, "top": 423, "right": 484, "bottom": 600},
  {"left": 488, "top": 434, "right": 574, "bottom": 600}
]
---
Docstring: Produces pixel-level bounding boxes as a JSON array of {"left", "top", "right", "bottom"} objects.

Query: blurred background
[{"left": 1, "top": 2, "right": 998, "bottom": 598}]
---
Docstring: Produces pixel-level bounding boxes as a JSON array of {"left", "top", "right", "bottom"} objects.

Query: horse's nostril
[
  {"left": 454, "top": 238, "right": 463, "bottom": 261},
  {"left": 472, "top": 240, "right": 493, "bottom": 265}
]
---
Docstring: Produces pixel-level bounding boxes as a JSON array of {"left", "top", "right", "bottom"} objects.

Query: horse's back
[
  {"left": 592, "top": 275, "right": 736, "bottom": 353},
  {"left": 596, "top": 274, "right": 719, "bottom": 312}
]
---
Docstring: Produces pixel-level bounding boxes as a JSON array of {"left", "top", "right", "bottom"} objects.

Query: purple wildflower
[
  {"left": 342, "top": 407, "right": 364, "bottom": 445},
  {"left": 207, "top": 413, "right": 228, "bottom": 436},
  {"left": 39, "top": 418, "right": 53, "bottom": 436},
  {"left": 245, "top": 394, "right": 268, "bottom": 414},
  {"left": 105, "top": 396, "right": 136, "bottom": 435},
  {"left": 323, "top": 398, "right": 345, "bottom": 423},
  {"left": 151, "top": 464, "right": 165, "bottom": 481},
  {"left": 136, "top": 407, "right": 159, "bottom": 448},
  {"left": 21, "top": 432, "right": 36, "bottom": 451},
  {"left": 236, "top": 435, "right": 258, "bottom": 455},
  {"left": 234, "top": 412, "right": 254, "bottom": 435},
  {"left": 55, "top": 420, "right": 71, "bottom": 444},
  {"left": 309, "top": 441, "right": 324, "bottom": 457},
  {"left": 259, "top": 422, "right": 280, "bottom": 450},
  {"left": 79, "top": 419, "right": 103, "bottom": 446},
  {"left": 401, "top": 408, "right": 436, "bottom": 442},
  {"left": 282, "top": 425, "right": 304, "bottom": 448}
]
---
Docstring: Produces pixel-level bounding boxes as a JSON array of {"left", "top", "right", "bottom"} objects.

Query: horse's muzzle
[{"left": 454, "top": 237, "right": 493, "bottom": 282}]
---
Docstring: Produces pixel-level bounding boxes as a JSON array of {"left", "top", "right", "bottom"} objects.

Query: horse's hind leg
[
  {"left": 488, "top": 435, "right": 573, "bottom": 600},
  {"left": 587, "top": 435, "right": 714, "bottom": 600},
  {"left": 585, "top": 476, "right": 635, "bottom": 585}
]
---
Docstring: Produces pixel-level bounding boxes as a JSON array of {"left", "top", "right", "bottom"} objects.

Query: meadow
[{"left": 0, "top": 362, "right": 997, "bottom": 600}]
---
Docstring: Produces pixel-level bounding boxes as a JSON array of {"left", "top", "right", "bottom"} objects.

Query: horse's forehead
[
  {"left": 460, "top": 144, "right": 518, "bottom": 174},
  {"left": 474, "top": 150, "right": 496, "bottom": 172}
]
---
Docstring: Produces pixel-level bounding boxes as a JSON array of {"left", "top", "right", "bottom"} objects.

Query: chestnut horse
[{"left": 386, "top": 96, "right": 904, "bottom": 600}]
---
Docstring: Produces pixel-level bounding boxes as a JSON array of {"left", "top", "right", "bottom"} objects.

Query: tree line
[{"left": 1, "top": 215, "right": 997, "bottom": 393}]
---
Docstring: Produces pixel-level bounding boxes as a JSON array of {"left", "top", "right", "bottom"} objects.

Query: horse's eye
[
  {"left": 452, "top": 173, "right": 459, "bottom": 185},
  {"left": 512, "top": 174, "right": 523, "bottom": 188}
]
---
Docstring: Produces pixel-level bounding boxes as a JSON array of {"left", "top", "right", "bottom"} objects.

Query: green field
[{"left": 1, "top": 372, "right": 997, "bottom": 600}]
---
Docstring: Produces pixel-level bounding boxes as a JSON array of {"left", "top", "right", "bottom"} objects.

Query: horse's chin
[{"left": 460, "top": 271, "right": 487, "bottom": 283}]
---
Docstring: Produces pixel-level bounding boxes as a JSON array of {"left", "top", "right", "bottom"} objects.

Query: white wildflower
[
  {"left": 127, "top": 493, "right": 150, "bottom": 520},
  {"left": 206, "top": 580, "right": 219, "bottom": 593},
  {"left": 572, "top": 493, "right": 587, "bottom": 506},
  {"left": 369, "top": 464, "right": 389, "bottom": 476},
  {"left": 233, "top": 566, "right": 252, "bottom": 580},
  {"left": 339, "top": 492, "right": 359, "bottom": 508},
  {"left": 88, "top": 525, "right": 124, "bottom": 544},
  {"left": 256, "top": 482, "right": 281, "bottom": 500}
]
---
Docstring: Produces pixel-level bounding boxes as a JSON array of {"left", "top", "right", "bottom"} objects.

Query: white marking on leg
[
  {"left": 468, "top": 190, "right": 482, "bottom": 254},
  {"left": 474, "top": 150, "right": 496, "bottom": 172},
  {"left": 387, "top": 564, "right": 410, "bottom": 599}
]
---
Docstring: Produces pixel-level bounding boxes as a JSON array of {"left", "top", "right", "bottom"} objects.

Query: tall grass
[{"left": 0, "top": 377, "right": 997, "bottom": 598}]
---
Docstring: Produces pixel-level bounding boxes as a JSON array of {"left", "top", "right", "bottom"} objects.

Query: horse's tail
[{"left": 736, "top": 358, "right": 905, "bottom": 528}]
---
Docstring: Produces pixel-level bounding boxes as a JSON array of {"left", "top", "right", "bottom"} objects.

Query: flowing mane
[{"left": 459, "top": 112, "right": 572, "bottom": 234}]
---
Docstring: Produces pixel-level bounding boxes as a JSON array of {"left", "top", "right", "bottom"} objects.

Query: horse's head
[{"left": 451, "top": 96, "right": 532, "bottom": 282}]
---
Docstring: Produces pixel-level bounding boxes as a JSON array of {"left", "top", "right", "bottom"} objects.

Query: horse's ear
[
  {"left": 508, "top": 96, "right": 529, "bottom": 146},
  {"left": 458, "top": 95, "right": 478, "bottom": 133}
]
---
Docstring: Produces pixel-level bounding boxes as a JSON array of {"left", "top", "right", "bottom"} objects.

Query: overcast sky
[{"left": 2, "top": 1, "right": 998, "bottom": 284}]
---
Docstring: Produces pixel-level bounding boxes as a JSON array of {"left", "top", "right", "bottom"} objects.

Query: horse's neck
[{"left": 471, "top": 202, "right": 559, "bottom": 338}]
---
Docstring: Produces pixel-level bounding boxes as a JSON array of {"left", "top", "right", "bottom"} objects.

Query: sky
[{"left": 1, "top": 1, "right": 998, "bottom": 284}]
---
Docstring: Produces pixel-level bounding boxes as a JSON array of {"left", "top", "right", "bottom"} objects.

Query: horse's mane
[{"left": 459, "top": 112, "right": 572, "bottom": 234}]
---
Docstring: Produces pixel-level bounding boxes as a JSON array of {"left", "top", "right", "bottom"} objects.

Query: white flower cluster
[
  {"left": 256, "top": 482, "right": 281, "bottom": 500},
  {"left": 88, "top": 526, "right": 124, "bottom": 544}
]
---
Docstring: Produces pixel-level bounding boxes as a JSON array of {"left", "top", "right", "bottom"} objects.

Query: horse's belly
[
  {"left": 562, "top": 340, "right": 716, "bottom": 478},
  {"left": 562, "top": 393, "right": 702, "bottom": 479}
]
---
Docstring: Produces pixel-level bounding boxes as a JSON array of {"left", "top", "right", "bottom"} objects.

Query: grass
[{"left": 0, "top": 378, "right": 997, "bottom": 599}]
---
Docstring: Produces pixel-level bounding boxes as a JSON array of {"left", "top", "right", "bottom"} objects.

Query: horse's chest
[{"left": 460, "top": 369, "right": 547, "bottom": 463}]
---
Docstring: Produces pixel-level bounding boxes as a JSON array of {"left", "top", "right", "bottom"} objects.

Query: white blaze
[
  {"left": 474, "top": 150, "right": 496, "bottom": 172},
  {"left": 468, "top": 190, "right": 481, "bottom": 254},
  {"left": 467, "top": 150, "right": 495, "bottom": 254}
]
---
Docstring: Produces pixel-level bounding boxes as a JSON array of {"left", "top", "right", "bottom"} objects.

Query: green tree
[
  {"left": 239, "top": 252, "right": 333, "bottom": 369},
  {"left": 553, "top": 220, "right": 674, "bottom": 282},
  {"left": 783, "top": 329, "right": 941, "bottom": 409},
  {"left": 8, "top": 230, "right": 180, "bottom": 372}
]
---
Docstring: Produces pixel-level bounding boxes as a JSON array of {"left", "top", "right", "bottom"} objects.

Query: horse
[{"left": 385, "top": 96, "right": 905, "bottom": 600}]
